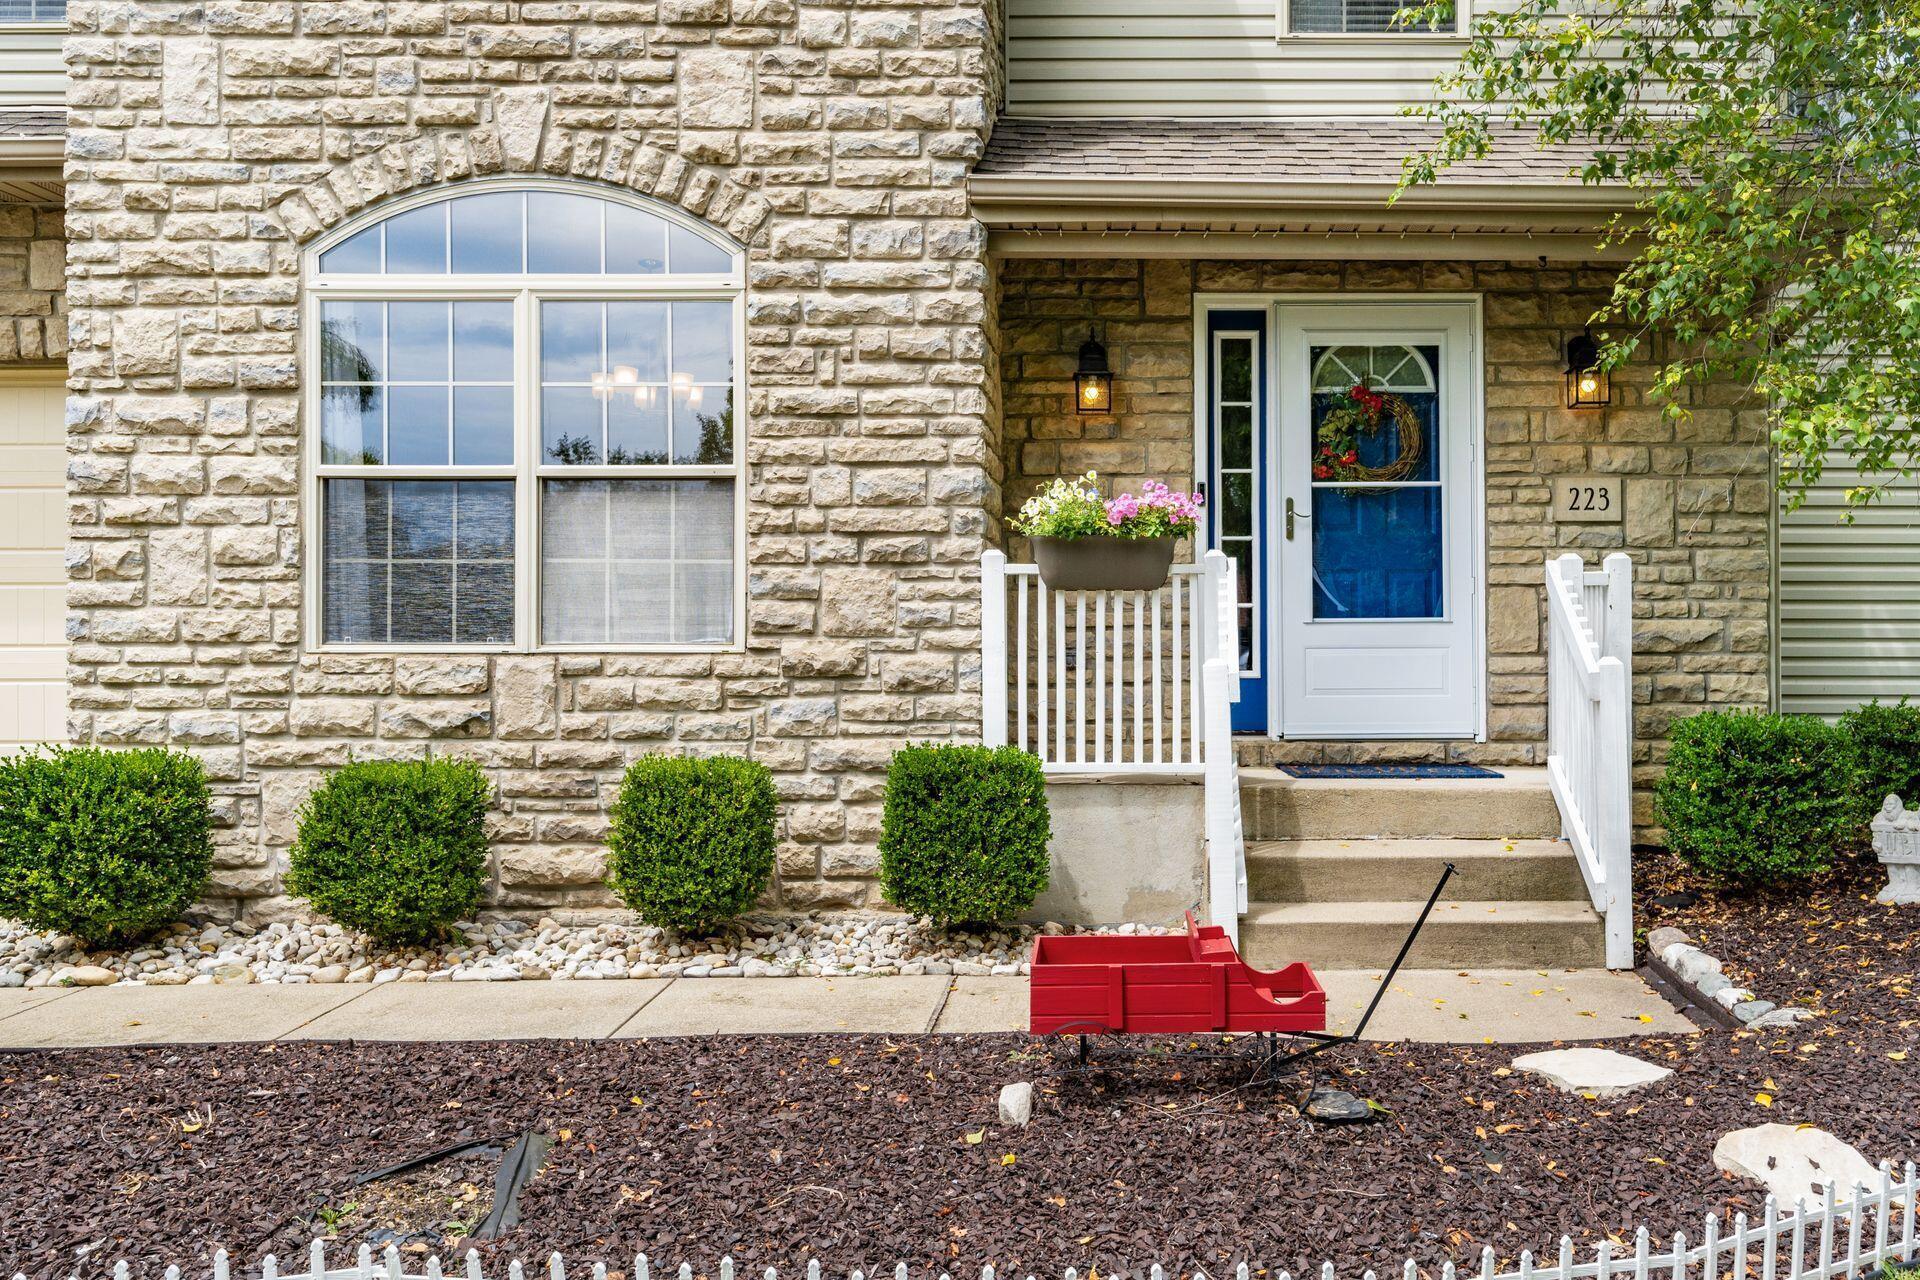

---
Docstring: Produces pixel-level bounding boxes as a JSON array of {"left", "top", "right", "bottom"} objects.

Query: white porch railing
[
  {"left": 1544, "top": 551, "right": 1634, "bottom": 969},
  {"left": 980, "top": 549, "right": 1246, "bottom": 941}
]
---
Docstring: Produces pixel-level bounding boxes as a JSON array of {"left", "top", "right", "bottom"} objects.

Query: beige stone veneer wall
[
  {"left": 998, "top": 258, "right": 1774, "bottom": 836},
  {"left": 0, "top": 202, "right": 66, "bottom": 363},
  {"left": 63, "top": 0, "right": 1000, "bottom": 915}
]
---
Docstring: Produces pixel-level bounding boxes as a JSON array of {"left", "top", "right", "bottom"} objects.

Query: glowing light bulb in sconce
[
  {"left": 632, "top": 383, "right": 656, "bottom": 409},
  {"left": 611, "top": 364, "right": 639, "bottom": 388},
  {"left": 687, "top": 385, "right": 704, "bottom": 409},
  {"left": 590, "top": 370, "right": 611, "bottom": 400}
]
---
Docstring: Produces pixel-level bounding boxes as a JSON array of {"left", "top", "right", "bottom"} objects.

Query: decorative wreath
[{"left": 1312, "top": 384, "right": 1424, "bottom": 484}]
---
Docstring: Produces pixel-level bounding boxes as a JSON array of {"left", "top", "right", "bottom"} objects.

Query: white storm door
[
  {"left": 0, "top": 379, "right": 67, "bottom": 752},
  {"left": 1274, "top": 302, "right": 1480, "bottom": 738}
]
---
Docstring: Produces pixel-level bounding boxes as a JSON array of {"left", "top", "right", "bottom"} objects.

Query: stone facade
[
  {"left": 997, "top": 258, "right": 1773, "bottom": 835},
  {"left": 62, "top": 0, "right": 1001, "bottom": 915},
  {"left": 0, "top": 201, "right": 66, "bottom": 364}
]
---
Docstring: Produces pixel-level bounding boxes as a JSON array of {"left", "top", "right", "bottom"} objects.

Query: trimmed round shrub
[
  {"left": 879, "top": 744, "right": 1050, "bottom": 926},
  {"left": 1654, "top": 710, "right": 1864, "bottom": 886},
  {"left": 1840, "top": 698, "right": 1920, "bottom": 811},
  {"left": 607, "top": 754, "right": 777, "bottom": 935},
  {"left": 287, "top": 759, "right": 493, "bottom": 946},
  {"left": 0, "top": 746, "right": 213, "bottom": 948}
]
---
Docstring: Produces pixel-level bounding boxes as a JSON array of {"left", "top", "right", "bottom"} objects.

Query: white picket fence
[
  {"left": 44, "top": 1163, "right": 1917, "bottom": 1280},
  {"left": 979, "top": 549, "right": 1245, "bottom": 941},
  {"left": 1543, "top": 551, "right": 1635, "bottom": 970}
]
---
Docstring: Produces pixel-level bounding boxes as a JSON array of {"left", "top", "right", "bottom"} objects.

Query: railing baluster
[
  {"left": 1054, "top": 588, "right": 1067, "bottom": 765},
  {"left": 1098, "top": 594, "right": 1113, "bottom": 767},
  {"left": 1073, "top": 592, "right": 1087, "bottom": 763},
  {"left": 1121, "top": 594, "right": 1136, "bottom": 767},
  {"left": 1035, "top": 577, "right": 1049, "bottom": 763},
  {"left": 1112, "top": 591, "right": 1125, "bottom": 763},
  {"left": 1014, "top": 572, "right": 1028, "bottom": 754},
  {"left": 1151, "top": 587, "right": 1164, "bottom": 763},
  {"left": 1171, "top": 574, "right": 1183, "bottom": 763}
]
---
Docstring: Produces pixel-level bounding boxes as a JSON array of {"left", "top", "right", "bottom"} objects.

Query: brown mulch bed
[
  {"left": 2, "top": 1014, "right": 1916, "bottom": 1280},
  {"left": 1635, "top": 847, "right": 1920, "bottom": 1019},
  {"left": 1, "top": 856, "right": 1914, "bottom": 1280}
]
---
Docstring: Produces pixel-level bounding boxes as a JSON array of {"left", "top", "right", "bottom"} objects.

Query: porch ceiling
[{"left": 973, "top": 117, "right": 1640, "bottom": 259}]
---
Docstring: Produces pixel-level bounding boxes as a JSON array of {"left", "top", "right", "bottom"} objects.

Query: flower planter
[{"left": 1030, "top": 535, "right": 1176, "bottom": 592}]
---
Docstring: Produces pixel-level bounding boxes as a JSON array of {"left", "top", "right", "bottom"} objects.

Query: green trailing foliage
[
  {"left": 0, "top": 747, "right": 213, "bottom": 947},
  {"left": 879, "top": 744, "right": 1051, "bottom": 926},
  {"left": 606, "top": 754, "right": 777, "bottom": 935},
  {"left": 287, "top": 759, "right": 493, "bottom": 946},
  {"left": 1399, "top": 0, "right": 1920, "bottom": 512},
  {"left": 1839, "top": 699, "right": 1920, "bottom": 814},
  {"left": 1654, "top": 711, "right": 1865, "bottom": 886}
]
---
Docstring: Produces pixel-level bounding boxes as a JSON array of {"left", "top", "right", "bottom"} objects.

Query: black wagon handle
[{"left": 1348, "top": 860, "right": 1456, "bottom": 1042}]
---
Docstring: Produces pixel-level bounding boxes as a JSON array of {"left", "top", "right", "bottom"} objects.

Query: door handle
[{"left": 1286, "top": 497, "right": 1310, "bottom": 540}]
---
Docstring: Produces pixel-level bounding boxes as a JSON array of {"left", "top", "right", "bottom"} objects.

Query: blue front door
[{"left": 1206, "top": 310, "right": 1268, "bottom": 733}]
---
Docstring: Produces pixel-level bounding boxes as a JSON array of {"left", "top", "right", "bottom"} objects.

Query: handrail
[
  {"left": 1544, "top": 552, "right": 1634, "bottom": 969},
  {"left": 981, "top": 548, "right": 1246, "bottom": 940}
]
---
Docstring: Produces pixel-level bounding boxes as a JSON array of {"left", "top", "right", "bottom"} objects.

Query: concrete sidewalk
[{"left": 0, "top": 967, "right": 1694, "bottom": 1049}]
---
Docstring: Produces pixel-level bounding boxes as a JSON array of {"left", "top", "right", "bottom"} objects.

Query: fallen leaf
[
  {"left": 964, "top": 1129, "right": 984, "bottom": 1145},
  {"left": 1754, "top": 1092, "right": 1773, "bottom": 1107},
  {"left": 1001, "top": 1153, "right": 1017, "bottom": 1166}
]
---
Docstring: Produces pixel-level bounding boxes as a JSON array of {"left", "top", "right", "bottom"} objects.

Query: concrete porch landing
[{"left": 0, "top": 969, "right": 1694, "bottom": 1048}]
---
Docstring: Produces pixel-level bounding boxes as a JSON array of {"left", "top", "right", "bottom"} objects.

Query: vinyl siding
[
  {"left": 1006, "top": 0, "right": 1475, "bottom": 118},
  {"left": 1778, "top": 470, "right": 1920, "bottom": 717},
  {"left": 0, "top": 26, "right": 63, "bottom": 109}
]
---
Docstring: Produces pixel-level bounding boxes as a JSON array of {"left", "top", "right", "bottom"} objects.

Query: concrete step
[
  {"left": 1239, "top": 767, "right": 1561, "bottom": 841},
  {"left": 1245, "top": 838, "right": 1590, "bottom": 903},
  {"left": 1240, "top": 898, "right": 1607, "bottom": 970}
]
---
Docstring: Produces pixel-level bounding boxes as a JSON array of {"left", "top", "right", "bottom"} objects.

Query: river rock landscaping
[{"left": 0, "top": 915, "right": 1171, "bottom": 989}]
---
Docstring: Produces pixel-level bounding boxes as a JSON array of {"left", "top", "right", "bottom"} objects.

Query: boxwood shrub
[
  {"left": 879, "top": 744, "right": 1050, "bottom": 926},
  {"left": 0, "top": 747, "right": 213, "bottom": 947},
  {"left": 607, "top": 754, "right": 777, "bottom": 935},
  {"left": 287, "top": 758, "right": 493, "bottom": 946},
  {"left": 1840, "top": 698, "right": 1920, "bottom": 812},
  {"left": 1654, "top": 710, "right": 1864, "bottom": 886}
]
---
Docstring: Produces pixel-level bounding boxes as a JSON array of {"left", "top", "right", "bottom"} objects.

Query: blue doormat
[{"left": 1276, "top": 763, "right": 1503, "bottom": 779}]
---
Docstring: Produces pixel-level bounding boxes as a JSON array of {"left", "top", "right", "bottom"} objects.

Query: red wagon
[
  {"left": 1027, "top": 863, "right": 1457, "bottom": 1076},
  {"left": 1029, "top": 912, "right": 1327, "bottom": 1036}
]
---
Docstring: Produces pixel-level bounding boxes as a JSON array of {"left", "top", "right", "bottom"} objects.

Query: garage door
[
  {"left": 1779, "top": 464, "right": 1920, "bottom": 716},
  {"left": 0, "top": 378, "right": 66, "bottom": 752}
]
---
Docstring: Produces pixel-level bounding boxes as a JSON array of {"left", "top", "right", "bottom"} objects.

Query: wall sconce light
[
  {"left": 1565, "top": 330, "right": 1610, "bottom": 409},
  {"left": 1074, "top": 330, "right": 1112, "bottom": 416}
]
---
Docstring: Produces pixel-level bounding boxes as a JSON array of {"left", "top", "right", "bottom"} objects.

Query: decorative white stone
[
  {"left": 1510, "top": 1047, "right": 1674, "bottom": 1098},
  {"left": 1712, "top": 1124, "right": 1882, "bottom": 1205},
  {"left": 63, "top": 964, "right": 119, "bottom": 987},
  {"left": 998, "top": 1081, "right": 1034, "bottom": 1127},
  {"left": 1871, "top": 795, "right": 1920, "bottom": 904}
]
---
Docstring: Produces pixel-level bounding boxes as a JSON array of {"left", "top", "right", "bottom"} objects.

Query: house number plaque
[{"left": 1552, "top": 475, "right": 1622, "bottom": 524}]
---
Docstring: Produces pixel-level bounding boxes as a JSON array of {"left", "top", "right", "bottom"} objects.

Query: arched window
[{"left": 305, "top": 182, "right": 743, "bottom": 650}]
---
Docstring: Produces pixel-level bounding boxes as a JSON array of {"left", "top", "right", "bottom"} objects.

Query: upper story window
[
  {"left": 0, "top": 1, "right": 65, "bottom": 20},
  {"left": 307, "top": 182, "right": 745, "bottom": 653},
  {"left": 1281, "top": 0, "right": 1462, "bottom": 35}
]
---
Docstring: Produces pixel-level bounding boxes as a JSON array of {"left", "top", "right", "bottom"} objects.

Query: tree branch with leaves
[{"left": 1397, "top": 0, "right": 1920, "bottom": 511}]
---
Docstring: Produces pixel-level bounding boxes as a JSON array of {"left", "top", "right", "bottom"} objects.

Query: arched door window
[{"left": 305, "top": 182, "right": 744, "bottom": 650}]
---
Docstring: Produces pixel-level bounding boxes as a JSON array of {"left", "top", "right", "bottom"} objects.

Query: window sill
[{"left": 1274, "top": 31, "right": 1468, "bottom": 42}]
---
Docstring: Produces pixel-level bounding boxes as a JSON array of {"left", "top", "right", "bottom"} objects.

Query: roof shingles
[{"left": 975, "top": 118, "right": 1596, "bottom": 186}]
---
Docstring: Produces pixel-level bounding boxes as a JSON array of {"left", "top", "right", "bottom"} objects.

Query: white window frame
[
  {"left": 300, "top": 177, "right": 748, "bottom": 655},
  {"left": 1276, "top": 0, "right": 1468, "bottom": 38}
]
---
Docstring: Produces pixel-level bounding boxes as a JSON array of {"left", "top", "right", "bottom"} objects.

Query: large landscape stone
[
  {"left": 1712, "top": 1124, "right": 1881, "bottom": 1205},
  {"left": 1510, "top": 1047, "right": 1674, "bottom": 1098}
]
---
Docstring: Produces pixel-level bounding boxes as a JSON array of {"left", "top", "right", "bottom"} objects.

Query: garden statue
[{"left": 1869, "top": 795, "right": 1920, "bottom": 905}]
